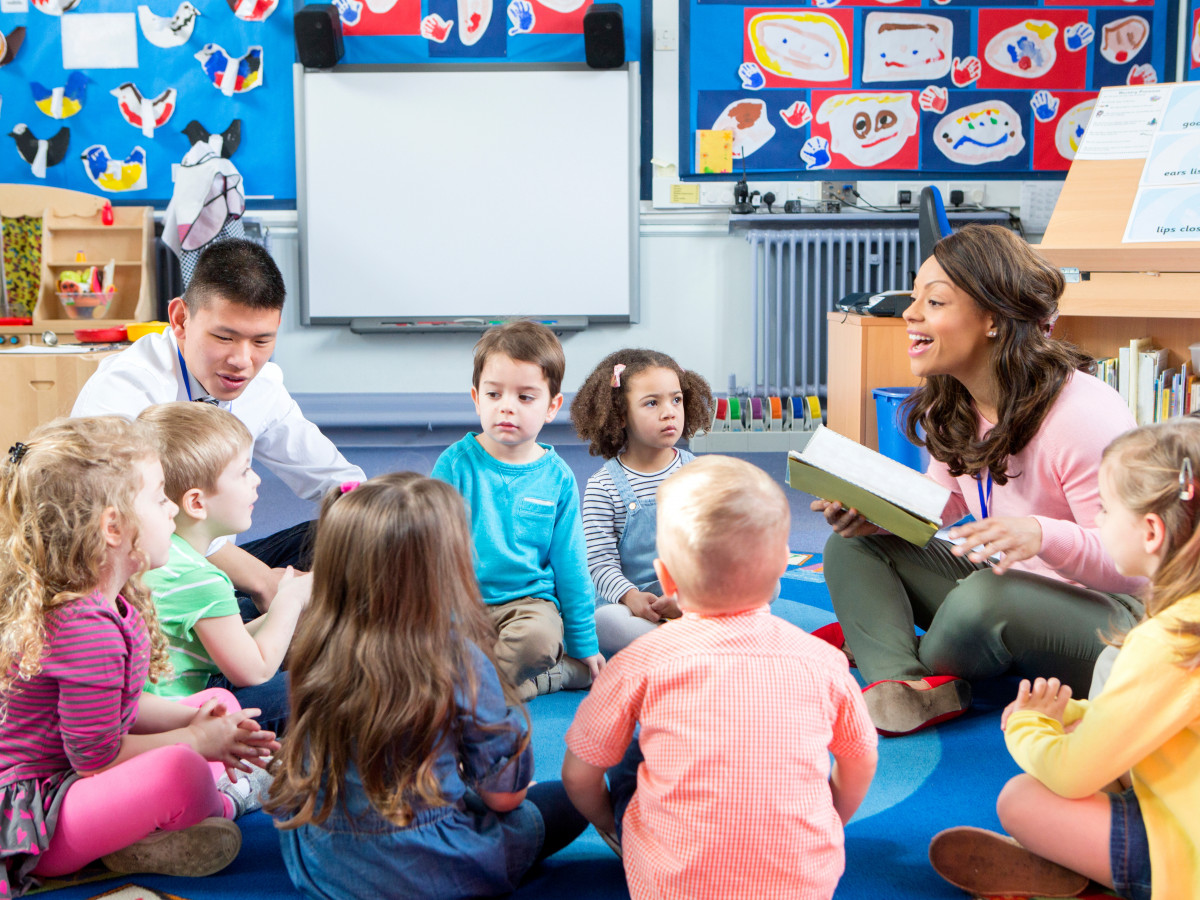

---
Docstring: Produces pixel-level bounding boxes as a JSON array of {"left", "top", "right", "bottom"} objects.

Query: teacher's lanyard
[
  {"left": 177, "top": 346, "right": 229, "bottom": 411},
  {"left": 976, "top": 472, "right": 993, "bottom": 520}
]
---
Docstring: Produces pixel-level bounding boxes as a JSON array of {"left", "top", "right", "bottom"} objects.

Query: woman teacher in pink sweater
[{"left": 815, "top": 224, "right": 1144, "bottom": 738}]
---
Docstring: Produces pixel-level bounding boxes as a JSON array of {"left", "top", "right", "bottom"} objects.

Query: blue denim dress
[
  {"left": 602, "top": 449, "right": 695, "bottom": 596},
  {"left": 277, "top": 643, "right": 542, "bottom": 900}
]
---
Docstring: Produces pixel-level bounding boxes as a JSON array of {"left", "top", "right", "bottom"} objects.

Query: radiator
[{"left": 747, "top": 227, "right": 919, "bottom": 400}]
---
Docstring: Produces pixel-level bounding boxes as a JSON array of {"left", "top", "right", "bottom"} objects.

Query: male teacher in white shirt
[{"left": 73, "top": 238, "right": 364, "bottom": 612}]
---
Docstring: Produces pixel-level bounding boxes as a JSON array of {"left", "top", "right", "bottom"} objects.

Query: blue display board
[
  {"left": 682, "top": 0, "right": 1178, "bottom": 178},
  {"left": 0, "top": 0, "right": 640, "bottom": 204},
  {"left": 1189, "top": 0, "right": 1200, "bottom": 77}
]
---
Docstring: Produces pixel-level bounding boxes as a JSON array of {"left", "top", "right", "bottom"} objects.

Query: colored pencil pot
[
  {"left": 873, "top": 387, "right": 929, "bottom": 472},
  {"left": 58, "top": 292, "right": 116, "bottom": 320}
]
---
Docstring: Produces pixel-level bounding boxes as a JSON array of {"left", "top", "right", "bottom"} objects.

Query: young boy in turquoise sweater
[{"left": 433, "top": 321, "right": 603, "bottom": 701}]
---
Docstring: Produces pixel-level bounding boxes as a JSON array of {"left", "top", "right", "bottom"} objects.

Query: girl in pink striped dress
[{"left": 0, "top": 416, "right": 278, "bottom": 898}]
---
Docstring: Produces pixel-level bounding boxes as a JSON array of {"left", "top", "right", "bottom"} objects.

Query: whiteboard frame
[{"left": 294, "top": 62, "right": 640, "bottom": 328}]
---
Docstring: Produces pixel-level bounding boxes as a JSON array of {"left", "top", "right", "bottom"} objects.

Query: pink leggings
[{"left": 33, "top": 688, "right": 239, "bottom": 877}]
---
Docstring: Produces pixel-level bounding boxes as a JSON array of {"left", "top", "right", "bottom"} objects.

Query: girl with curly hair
[
  {"left": 571, "top": 349, "right": 713, "bottom": 656},
  {"left": 0, "top": 417, "right": 276, "bottom": 896}
]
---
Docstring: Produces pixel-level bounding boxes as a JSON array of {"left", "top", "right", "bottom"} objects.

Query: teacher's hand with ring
[
  {"left": 811, "top": 499, "right": 883, "bottom": 539},
  {"left": 947, "top": 515, "right": 1042, "bottom": 574}
]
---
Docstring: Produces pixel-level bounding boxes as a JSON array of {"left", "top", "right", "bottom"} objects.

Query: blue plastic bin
[{"left": 872, "top": 386, "right": 929, "bottom": 472}]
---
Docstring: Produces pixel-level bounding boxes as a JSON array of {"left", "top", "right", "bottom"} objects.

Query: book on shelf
[
  {"left": 1123, "top": 337, "right": 1153, "bottom": 419},
  {"left": 785, "top": 425, "right": 951, "bottom": 547},
  {"left": 1138, "top": 346, "right": 1169, "bottom": 426}
]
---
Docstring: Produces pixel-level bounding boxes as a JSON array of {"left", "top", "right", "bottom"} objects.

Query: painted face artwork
[
  {"left": 712, "top": 99, "right": 777, "bottom": 158},
  {"left": 457, "top": 0, "right": 492, "bottom": 44},
  {"left": 934, "top": 100, "right": 1025, "bottom": 165},
  {"left": 1193, "top": 16, "right": 1200, "bottom": 68},
  {"left": 862, "top": 13, "right": 952, "bottom": 83},
  {"left": 748, "top": 12, "right": 850, "bottom": 82},
  {"left": 815, "top": 92, "right": 917, "bottom": 167},
  {"left": 1054, "top": 98, "right": 1094, "bottom": 160},
  {"left": 984, "top": 20, "right": 1058, "bottom": 79},
  {"left": 1100, "top": 16, "right": 1149, "bottom": 65}
]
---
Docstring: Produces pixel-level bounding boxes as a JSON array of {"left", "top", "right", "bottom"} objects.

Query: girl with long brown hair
[
  {"left": 267, "top": 472, "right": 586, "bottom": 899},
  {"left": 813, "top": 224, "right": 1144, "bottom": 737}
]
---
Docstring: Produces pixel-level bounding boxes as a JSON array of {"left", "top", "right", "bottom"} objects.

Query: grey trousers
[{"left": 823, "top": 533, "right": 1143, "bottom": 693}]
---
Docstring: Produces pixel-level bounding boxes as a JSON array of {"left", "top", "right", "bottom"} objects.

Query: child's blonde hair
[
  {"left": 1103, "top": 418, "right": 1200, "bottom": 666},
  {"left": 266, "top": 472, "right": 527, "bottom": 828},
  {"left": 137, "top": 402, "right": 253, "bottom": 503},
  {"left": 0, "top": 416, "right": 171, "bottom": 706},
  {"left": 571, "top": 348, "right": 714, "bottom": 458},
  {"left": 657, "top": 455, "right": 789, "bottom": 608},
  {"left": 472, "top": 320, "right": 565, "bottom": 397}
]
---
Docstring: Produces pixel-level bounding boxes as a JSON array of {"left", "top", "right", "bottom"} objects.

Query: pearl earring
[{"left": 987, "top": 330, "right": 997, "bottom": 338}]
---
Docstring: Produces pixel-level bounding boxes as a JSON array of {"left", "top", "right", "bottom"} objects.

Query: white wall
[{"left": 270, "top": 0, "right": 1082, "bottom": 396}]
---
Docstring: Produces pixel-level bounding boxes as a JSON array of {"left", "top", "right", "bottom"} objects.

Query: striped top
[
  {"left": 582, "top": 451, "right": 686, "bottom": 604},
  {"left": 566, "top": 606, "right": 877, "bottom": 900},
  {"left": 0, "top": 592, "right": 150, "bottom": 787}
]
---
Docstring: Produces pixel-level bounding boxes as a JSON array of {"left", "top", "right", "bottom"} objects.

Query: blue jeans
[
  {"left": 606, "top": 738, "right": 643, "bottom": 843},
  {"left": 1110, "top": 787, "right": 1152, "bottom": 900},
  {"left": 236, "top": 521, "right": 315, "bottom": 621},
  {"left": 206, "top": 670, "right": 291, "bottom": 737}
]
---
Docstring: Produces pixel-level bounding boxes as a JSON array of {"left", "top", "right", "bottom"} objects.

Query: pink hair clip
[
  {"left": 611, "top": 363, "right": 627, "bottom": 388},
  {"left": 340, "top": 481, "right": 361, "bottom": 494}
]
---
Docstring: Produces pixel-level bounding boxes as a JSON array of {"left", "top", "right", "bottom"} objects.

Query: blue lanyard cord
[
  {"left": 177, "top": 346, "right": 230, "bottom": 411},
  {"left": 976, "top": 472, "right": 993, "bottom": 520}
]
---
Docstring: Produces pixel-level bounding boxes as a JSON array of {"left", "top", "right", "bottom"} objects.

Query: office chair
[{"left": 917, "top": 185, "right": 953, "bottom": 264}]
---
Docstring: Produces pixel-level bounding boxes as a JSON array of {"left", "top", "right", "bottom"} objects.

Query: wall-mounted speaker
[
  {"left": 295, "top": 4, "right": 344, "bottom": 70},
  {"left": 583, "top": 3, "right": 624, "bottom": 70}
]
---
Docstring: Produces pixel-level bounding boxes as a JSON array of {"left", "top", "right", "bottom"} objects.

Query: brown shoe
[
  {"left": 101, "top": 817, "right": 241, "bottom": 878},
  {"left": 929, "top": 826, "right": 1089, "bottom": 898},
  {"left": 863, "top": 675, "right": 972, "bottom": 737}
]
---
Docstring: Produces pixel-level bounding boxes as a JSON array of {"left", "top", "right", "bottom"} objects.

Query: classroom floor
[{"left": 38, "top": 436, "right": 1027, "bottom": 900}]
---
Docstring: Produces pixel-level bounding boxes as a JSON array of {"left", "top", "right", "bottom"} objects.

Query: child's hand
[
  {"left": 187, "top": 699, "right": 276, "bottom": 773},
  {"left": 274, "top": 567, "right": 313, "bottom": 611},
  {"left": 620, "top": 589, "right": 662, "bottom": 623},
  {"left": 649, "top": 593, "right": 681, "bottom": 620},
  {"left": 579, "top": 653, "right": 605, "bottom": 680},
  {"left": 1009, "top": 677, "right": 1072, "bottom": 725}
]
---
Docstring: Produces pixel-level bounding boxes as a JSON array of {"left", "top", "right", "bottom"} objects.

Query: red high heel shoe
[{"left": 811, "top": 622, "right": 856, "bottom": 668}]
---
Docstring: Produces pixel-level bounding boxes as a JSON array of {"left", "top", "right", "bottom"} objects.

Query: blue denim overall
[{"left": 603, "top": 449, "right": 695, "bottom": 595}]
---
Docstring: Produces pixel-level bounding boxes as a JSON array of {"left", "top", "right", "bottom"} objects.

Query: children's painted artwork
[
  {"left": 696, "top": 128, "right": 734, "bottom": 173},
  {"left": 1190, "top": 0, "right": 1200, "bottom": 76},
  {"left": 110, "top": 83, "right": 176, "bottom": 138},
  {"left": 812, "top": 91, "right": 918, "bottom": 167},
  {"left": 137, "top": 2, "right": 200, "bottom": 47},
  {"left": 31, "top": 72, "right": 89, "bottom": 119},
  {"left": 861, "top": 12, "right": 952, "bottom": 84},
  {"left": 684, "top": 0, "right": 1173, "bottom": 175},
  {"left": 744, "top": 9, "right": 853, "bottom": 86},
  {"left": 80, "top": 143, "right": 148, "bottom": 192}
]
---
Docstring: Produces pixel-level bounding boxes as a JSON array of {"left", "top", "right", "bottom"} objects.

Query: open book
[{"left": 786, "top": 426, "right": 951, "bottom": 547}]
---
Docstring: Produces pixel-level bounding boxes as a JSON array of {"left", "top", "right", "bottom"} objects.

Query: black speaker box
[
  {"left": 295, "top": 4, "right": 344, "bottom": 69},
  {"left": 583, "top": 3, "right": 624, "bottom": 69}
]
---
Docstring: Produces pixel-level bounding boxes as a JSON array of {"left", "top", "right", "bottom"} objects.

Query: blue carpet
[{"left": 42, "top": 568, "right": 1024, "bottom": 900}]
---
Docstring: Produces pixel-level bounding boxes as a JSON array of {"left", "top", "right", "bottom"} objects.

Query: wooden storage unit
[
  {"left": 0, "top": 184, "right": 156, "bottom": 334},
  {"left": 826, "top": 313, "right": 918, "bottom": 450},
  {"left": 0, "top": 349, "right": 120, "bottom": 451}
]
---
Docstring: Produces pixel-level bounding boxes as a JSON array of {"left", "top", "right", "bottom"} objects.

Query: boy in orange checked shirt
[{"left": 562, "top": 455, "right": 877, "bottom": 900}]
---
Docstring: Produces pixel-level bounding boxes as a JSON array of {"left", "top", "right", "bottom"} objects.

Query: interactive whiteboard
[{"left": 297, "top": 64, "right": 639, "bottom": 328}]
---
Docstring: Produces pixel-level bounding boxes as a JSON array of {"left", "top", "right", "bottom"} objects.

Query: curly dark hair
[
  {"left": 902, "top": 224, "right": 1094, "bottom": 485},
  {"left": 571, "top": 349, "right": 713, "bottom": 458}
]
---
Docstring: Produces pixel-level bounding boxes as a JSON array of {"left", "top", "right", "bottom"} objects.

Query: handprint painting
[
  {"left": 1098, "top": 16, "right": 1148, "bottom": 65},
  {"left": 711, "top": 98, "right": 776, "bottom": 158},
  {"left": 745, "top": 10, "right": 851, "bottom": 85},
  {"left": 933, "top": 100, "right": 1025, "bottom": 166},
  {"left": 814, "top": 92, "right": 917, "bottom": 167},
  {"left": 985, "top": 20, "right": 1059, "bottom": 79},
  {"left": 861, "top": 12, "right": 952, "bottom": 83}
]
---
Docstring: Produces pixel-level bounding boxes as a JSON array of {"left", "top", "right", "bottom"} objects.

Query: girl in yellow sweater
[{"left": 930, "top": 417, "right": 1200, "bottom": 900}]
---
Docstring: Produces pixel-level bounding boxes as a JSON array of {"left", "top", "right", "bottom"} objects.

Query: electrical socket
[
  {"left": 948, "top": 182, "right": 986, "bottom": 206},
  {"left": 787, "top": 182, "right": 822, "bottom": 203},
  {"left": 699, "top": 183, "right": 735, "bottom": 207},
  {"left": 895, "top": 182, "right": 926, "bottom": 206},
  {"left": 821, "top": 180, "right": 857, "bottom": 206},
  {"left": 752, "top": 181, "right": 788, "bottom": 209}
]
